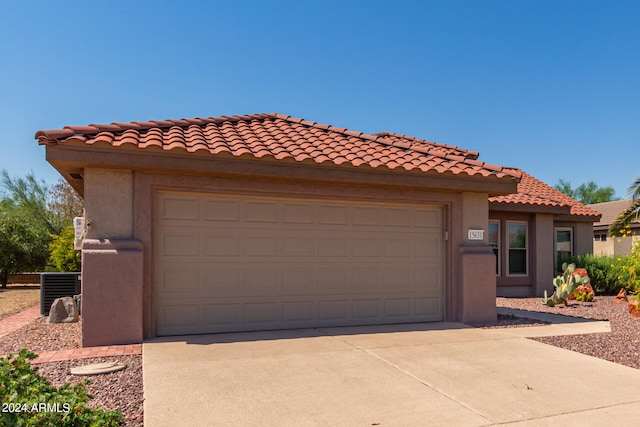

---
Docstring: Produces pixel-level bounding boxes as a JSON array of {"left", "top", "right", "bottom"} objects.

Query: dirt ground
[{"left": 0, "top": 283, "right": 40, "bottom": 320}]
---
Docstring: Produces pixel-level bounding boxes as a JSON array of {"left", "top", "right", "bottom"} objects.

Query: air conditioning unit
[{"left": 40, "top": 272, "right": 81, "bottom": 316}]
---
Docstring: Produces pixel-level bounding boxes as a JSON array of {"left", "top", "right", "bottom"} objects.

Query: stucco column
[
  {"left": 81, "top": 239, "right": 143, "bottom": 346},
  {"left": 81, "top": 168, "right": 143, "bottom": 346},
  {"left": 574, "top": 222, "right": 595, "bottom": 255},
  {"left": 533, "top": 213, "right": 554, "bottom": 297},
  {"left": 83, "top": 169, "right": 134, "bottom": 239},
  {"left": 459, "top": 192, "right": 496, "bottom": 324}
]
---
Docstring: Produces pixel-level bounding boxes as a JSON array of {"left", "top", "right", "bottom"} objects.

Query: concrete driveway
[{"left": 143, "top": 321, "right": 640, "bottom": 426}]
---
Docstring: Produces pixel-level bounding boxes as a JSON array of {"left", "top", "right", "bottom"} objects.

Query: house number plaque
[{"left": 467, "top": 229, "right": 485, "bottom": 240}]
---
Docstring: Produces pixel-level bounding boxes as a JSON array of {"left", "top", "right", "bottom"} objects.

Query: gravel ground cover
[
  {"left": 469, "top": 313, "right": 550, "bottom": 328},
  {"left": 35, "top": 355, "right": 144, "bottom": 426},
  {"left": 497, "top": 296, "right": 640, "bottom": 370},
  {"left": 1, "top": 318, "right": 143, "bottom": 426}
]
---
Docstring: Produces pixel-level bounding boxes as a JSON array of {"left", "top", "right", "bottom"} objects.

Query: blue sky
[{"left": 1, "top": 0, "right": 638, "bottom": 198}]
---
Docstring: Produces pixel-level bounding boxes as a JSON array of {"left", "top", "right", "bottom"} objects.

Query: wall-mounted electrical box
[{"left": 73, "top": 217, "right": 85, "bottom": 250}]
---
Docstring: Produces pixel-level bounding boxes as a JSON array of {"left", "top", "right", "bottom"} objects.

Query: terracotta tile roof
[
  {"left": 588, "top": 200, "right": 639, "bottom": 226},
  {"left": 374, "top": 132, "right": 480, "bottom": 160},
  {"left": 490, "top": 171, "right": 601, "bottom": 218},
  {"left": 36, "top": 113, "right": 521, "bottom": 180}
]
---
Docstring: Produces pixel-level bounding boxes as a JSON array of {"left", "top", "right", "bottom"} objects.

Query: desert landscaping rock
[
  {"left": 70, "top": 361, "right": 127, "bottom": 375},
  {"left": 48, "top": 296, "right": 79, "bottom": 323}
]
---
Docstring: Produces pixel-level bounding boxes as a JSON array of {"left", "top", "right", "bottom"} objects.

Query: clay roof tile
[{"left": 36, "top": 112, "right": 574, "bottom": 207}]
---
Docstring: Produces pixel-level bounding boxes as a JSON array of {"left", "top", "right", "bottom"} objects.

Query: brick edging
[{"left": 31, "top": 344, "right": 143, "bottom": 365}]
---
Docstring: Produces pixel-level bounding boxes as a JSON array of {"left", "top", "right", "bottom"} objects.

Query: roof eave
[
  {"left": 45, "top": 144, "right": 519, "bottom": 195},
  {"left": 489, "top": 201, "right": 571, "bottom": 215}
]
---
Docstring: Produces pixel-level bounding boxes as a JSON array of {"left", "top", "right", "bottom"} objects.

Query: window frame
[
  {"left": 555, "top": 227, "right": 574, "bottom": 272},
  {"left": 506, "top": 221, "right": 528, "bottom": 277},
  {"left": 488, "top": 220, "right": 500, "bottom": 276}
]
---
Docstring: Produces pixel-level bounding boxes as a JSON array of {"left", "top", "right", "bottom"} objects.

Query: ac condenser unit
[{"left": 40, "top": 272, "right": 81, "bottom": 316}]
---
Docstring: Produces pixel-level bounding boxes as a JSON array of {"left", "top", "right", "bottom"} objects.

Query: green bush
[
  {"left": 48, "top": 226, "right": 81, "bottom": 272},
  {"left": 0, "top": 350, "right": 123, "bottom": 426},
  {"left": 562, "top": 242, "right": 640, "bottom": 295}
]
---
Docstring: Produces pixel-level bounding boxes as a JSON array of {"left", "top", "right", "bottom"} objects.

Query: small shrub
[
  {"left": 48, "top": 226, "right": 81, "bottom": 272},
  {"left": 561, "top": 242, "right": 640, "bottom": 295},
  {"left": 0, "top": 349, "right": 123, "bottom": 426}
]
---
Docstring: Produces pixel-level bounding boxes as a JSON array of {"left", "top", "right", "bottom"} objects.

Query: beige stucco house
[
  {"left": 36, "top": 113, "right": 599, "bottom": 346},
  {"left": 589, "top": 200, "right": 640, "bottom": 256}
]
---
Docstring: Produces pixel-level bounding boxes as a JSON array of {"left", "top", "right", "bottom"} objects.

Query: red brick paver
[
  {"left": 1, "top": 305, "right": 142, "bottom": 364},
  {"left": 32, "top": 344, "right": 142, "bottom": 365}
]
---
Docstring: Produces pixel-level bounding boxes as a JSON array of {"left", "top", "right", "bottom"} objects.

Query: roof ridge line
[
  {"left": 273, "top": 113, "right": 393, "bottom": 146},
  {"left": 271, "top": 114, "right": 522, "bottom": 180},
  {"left": 376, "top": 131, "right": 471, "bottom": 152}
]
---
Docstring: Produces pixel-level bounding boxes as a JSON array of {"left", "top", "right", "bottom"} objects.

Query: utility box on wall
[{"left": 40, "top": 272, "right": 81, "bottom": 316}]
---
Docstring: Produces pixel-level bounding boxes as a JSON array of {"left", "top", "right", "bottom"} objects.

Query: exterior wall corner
[
  {"left": 459, "top": 245, "right": 496, "bottom": 324},
  {"left": 81, "top": 239, "right": 143, "bottom": 346}
]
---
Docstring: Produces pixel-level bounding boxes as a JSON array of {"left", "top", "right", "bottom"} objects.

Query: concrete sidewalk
[
  {"left": 143, "top": 316, "right": 640, "bottom": 426},
  {"left": 496, "top": 307, "right": 611, "bottom": 337}
]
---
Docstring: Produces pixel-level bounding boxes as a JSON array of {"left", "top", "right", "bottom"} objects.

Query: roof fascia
[
  {"left": 45, "top": 145, "right": 518, "bottom": 196},
  {"left": 489, "top": 201, "right": 570, "bottom": 215}
]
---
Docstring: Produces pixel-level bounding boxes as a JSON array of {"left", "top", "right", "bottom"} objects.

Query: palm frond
[
  {"left": 609, "top": 198, "right": 640, "bottom": 236},
  {"left": 627, "top": 175, "right": 640, "bottom": 199}
]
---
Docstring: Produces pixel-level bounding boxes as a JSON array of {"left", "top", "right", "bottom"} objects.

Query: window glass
[
  {"left": 594, "top": 234, "right": 607, "bottom": 242},
  {"left": 556, "top": 228, "right": 573, "bottom": 271},
  {"left": 508, "top": 223, "right": 527, "bottom": 275}
]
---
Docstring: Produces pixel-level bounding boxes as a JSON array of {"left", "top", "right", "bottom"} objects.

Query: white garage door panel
[{"left": 156, "top": 192, "right": 444, "bottom": 336}]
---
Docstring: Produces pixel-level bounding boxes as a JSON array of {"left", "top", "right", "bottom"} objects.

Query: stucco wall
[
  {"left": 459, "top": 192, "right": 495, "bottom": 323},
  {"left": 574, "top": 222, "right": 594, "bottom": 255},
  {"left": 461, "top": 192, "right": 489, "bottom": 245},
  {"left": 83, "top": 168, "right": 134, "bottom": 239},
  {"left": 533, "top": 213, "right": 554, "bottom": 296},
  {"left": 81, "top": 168, "right": 142, "bottom": 346},
  {"left": 594, "top": 235, "right": 639, "bottom": 257},
  {"left": 81, "top": 239, "right": 143, "bottom": 346}
]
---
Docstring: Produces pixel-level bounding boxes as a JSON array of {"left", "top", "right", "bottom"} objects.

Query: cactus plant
[
  {"left": 542, "top": 263, "right": 590, "bottom": 307},
  {"left": 573, "top": 288, "right": 594, "bottom": 302}
]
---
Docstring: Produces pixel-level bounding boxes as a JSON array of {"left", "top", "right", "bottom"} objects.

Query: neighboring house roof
[
  {"left": 36, "top": 113, "right": 521, "bottom": 180},
  {"left": 588, "top": 200, "right": 640, "bottom": 227},
  {"left": 489, "top": 172, "right": 601, "bottom": 219}
]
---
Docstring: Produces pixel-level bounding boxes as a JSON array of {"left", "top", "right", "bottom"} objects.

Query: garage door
[{"left": 156, "top": 191, "right": 444, "bottom": 336}]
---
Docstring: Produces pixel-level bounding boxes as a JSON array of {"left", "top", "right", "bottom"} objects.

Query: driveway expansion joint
[{"left": 337, "top": 337, "right": 498, "bottom": 425}]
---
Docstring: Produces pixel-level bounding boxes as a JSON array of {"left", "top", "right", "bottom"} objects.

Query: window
[
  {"left": 507, "top": 222, "right": 527, "bottom": 275},
  {"left": 556, "top": 227, "right": 573, "bottom": 271},
  {"left": 594, "top": 233, "right": 607, "bottom": 242},
  {"left": 488, "top": 220, "right": 500, "bottom": 275}
]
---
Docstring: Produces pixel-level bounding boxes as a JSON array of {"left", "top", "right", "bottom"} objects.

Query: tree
[
  {"left": 0, "top": 171, "right": 84, "bottom": 281},
  {"left": 554, "top": 179, "right": 619, "bottom": 205},
  {"left": 0, "top": 202, "right": 50, "bottom": 288},
  {"left": 610, "top": 176, "right": 640, "bottom": 237},
  {"left": 555, "top": 179, "right": 576, "bottom": 199},
  {"left": 48, "top": 177, "right": 83, "bottom": 231},
  {"left": 0, "top": 170, "right": 59, "bottom": 235}
]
